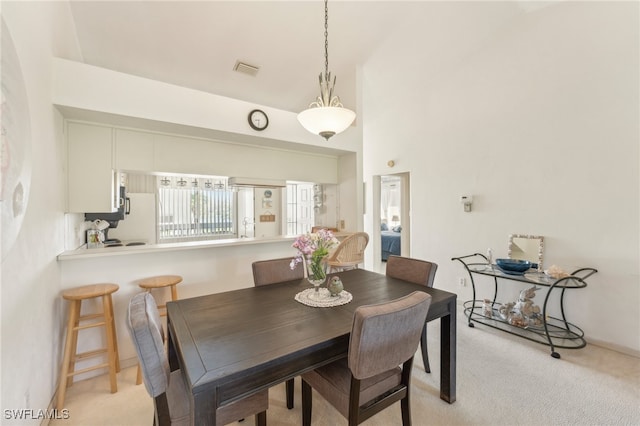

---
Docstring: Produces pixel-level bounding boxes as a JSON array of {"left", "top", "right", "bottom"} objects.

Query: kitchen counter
[
  {"left": 57, "top": 232, "right": 353, "bottom": 261},
  {"left": 57, "top": 235, "right": 298, "bottom": 261}
]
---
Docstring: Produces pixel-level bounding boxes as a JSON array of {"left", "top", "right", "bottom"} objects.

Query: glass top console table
[{"left": 452, "top": 253, "right": 597, "bottom": 358}]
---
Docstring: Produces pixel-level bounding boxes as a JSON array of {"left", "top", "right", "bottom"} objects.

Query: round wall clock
[{"left": 248, "top": 109, "right": 269, "bottom": 131}]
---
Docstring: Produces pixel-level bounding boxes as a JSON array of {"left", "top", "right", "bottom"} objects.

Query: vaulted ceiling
[{"left": 66, "top": 1, "right": 542, "bottom": 116}]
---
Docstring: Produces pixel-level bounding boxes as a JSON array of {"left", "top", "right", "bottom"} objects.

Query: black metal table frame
[{"left": 452, "top": 253, "right": 597, "bottom": 358}]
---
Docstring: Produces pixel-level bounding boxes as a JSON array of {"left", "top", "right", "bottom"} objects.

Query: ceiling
[
  {"left": 65, "top": 1, "right": 546, "bottom": 121},
  {"left": 67, "top": 1, "right": 411, "bottom": 115}
]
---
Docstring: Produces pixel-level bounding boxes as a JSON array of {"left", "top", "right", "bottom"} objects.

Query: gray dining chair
[
  {"left": 301, "top": 291, "right": 431, "bottom": 426},
  {"left": 127, "top": 292, "right": 268, "bottom": 426},
  {"left": 386, "top": 255, "right": 438, "bottom": 373},
  {"left": 251, "top": 257, "right": 302, "bottom": 409},
  {"left": 252, "top": 257, "right": 304, "bottom": 286}
]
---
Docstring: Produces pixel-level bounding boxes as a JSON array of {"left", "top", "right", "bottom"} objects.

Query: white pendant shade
[
  {"left": 299, "top": 0, "right": 355, "bottom": 141},
  {"left": 297, "top": 106, "right": 356, "bottom": 140}
]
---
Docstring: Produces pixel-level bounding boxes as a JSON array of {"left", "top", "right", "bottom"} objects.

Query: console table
[{"left": 452, "top": 253, "right": 597, "bottom": 358}]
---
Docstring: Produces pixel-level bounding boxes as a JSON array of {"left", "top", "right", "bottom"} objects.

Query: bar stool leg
[
  {"left": 57, "top": 300, "right": 80, "bottom": 409},
  {"left": 170, "top": 285, "right": 178, "bottom": 303},
  {"left": 103, "top": 293, "right": 118, "bottom": 393},
  {"left": 65, "top": 301, "right": 82, "bottom": 388},
  {"left": 107, "top": 295, "right": 121, "bottom": 372},
  {"left": 136, "top": 365, "right": 143, "bottom": 385}
]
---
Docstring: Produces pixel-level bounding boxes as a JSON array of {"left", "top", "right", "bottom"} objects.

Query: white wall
[
  {"left": 254, "top": 188, "right": 281, "bottom": 238},
  {"left": 363, "top": 2, "right": 639, "bottom": 353},
  {"left": 1, "top": 1, "right": 82, "bottom": 419},
  {"left": 52, "top": 58, "right": 362, "bottom": 154},
  {"left": 338, "top": 152, "right": 362, "bottom": 232}
]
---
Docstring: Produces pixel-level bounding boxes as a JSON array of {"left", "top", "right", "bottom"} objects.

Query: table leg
[
  {"left": 440, "top": 300, "right": 457, "bottom": 403},
  {"left": 167, "top": 318, "right": 179, "bottom": 372},
  {"left": 194, "top": 390, "right": 217, "bottom": 425}
]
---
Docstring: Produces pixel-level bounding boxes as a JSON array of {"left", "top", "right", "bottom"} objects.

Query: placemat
[{"left": 295, "top": 288, "right": 352, "bottom": 307}]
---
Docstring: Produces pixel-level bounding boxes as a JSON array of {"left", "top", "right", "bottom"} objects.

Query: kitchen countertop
[
  {"left": 57, "top": 235, "right": 297, "bottom": 261},
  {"left": 57, "top": 232, "right": 353, "bottom": 261}
]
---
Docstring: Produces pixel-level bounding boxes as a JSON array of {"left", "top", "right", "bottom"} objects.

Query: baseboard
[
  {"left": 586, "top": 338, "right": 640, "bottom": 359},
  {"left": 118, "top": 356, "right": 140, "bottom": 370}
]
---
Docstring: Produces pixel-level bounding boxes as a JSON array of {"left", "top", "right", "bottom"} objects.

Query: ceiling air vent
[{"left": 233, "top": 61, "right": 259, "bottom": 77}]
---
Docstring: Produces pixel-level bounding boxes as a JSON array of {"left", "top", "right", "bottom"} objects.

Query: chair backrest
[
  {"left": 326, "top": 232, "right": 369, "bottom": 266},
  {"left": 348, "top": 291, "right": 431, "bottom": 380},
  {"left": 252, "top": 257, "right": 304, "bottom": 286},
  {"left": 385, "top": 255, "right": 438, "bottom": 288},
  {"left": 311, "top": 226, "right": 339, "bottom": 233},
  {"left": 127, "top": 292, "right": 170, "bottom": 397}
]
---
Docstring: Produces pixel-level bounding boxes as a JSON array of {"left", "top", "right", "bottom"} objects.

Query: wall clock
[{"left": 248, "top": 109, "right": 269, "bottom": 131}]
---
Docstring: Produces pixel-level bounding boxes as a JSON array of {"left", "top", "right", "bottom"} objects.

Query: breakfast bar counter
[
  {"left": 58, "top": 232, "right": 354, "bottom": 261},
  {"left": 57, "top": 235, "right": 299, "bottom": 261}
]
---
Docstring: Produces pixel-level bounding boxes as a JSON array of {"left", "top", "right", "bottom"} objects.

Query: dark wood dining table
[{"left": 166, "top": 268, "right": 457, "bottom": 425}]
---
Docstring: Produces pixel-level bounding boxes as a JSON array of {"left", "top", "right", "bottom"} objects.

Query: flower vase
[{"left": 305, "top": 256, "right": 327, "bottom": 296}]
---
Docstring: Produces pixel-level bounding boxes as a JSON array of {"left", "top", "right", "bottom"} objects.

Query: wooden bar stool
[
  {"left": 57, "top": 283, "right": 120, "bottom": 409},
  {"left": 135, "top": 274, "right": 182, "bottom": 385}
]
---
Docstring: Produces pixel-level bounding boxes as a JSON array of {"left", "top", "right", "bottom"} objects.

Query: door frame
[{"left": 373, "top": 172, "right": 410, "bottom": 271}]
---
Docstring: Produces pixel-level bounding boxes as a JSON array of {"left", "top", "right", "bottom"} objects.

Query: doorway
[{"left": 375, "top": 172, "right": 410, "bottom": 271}]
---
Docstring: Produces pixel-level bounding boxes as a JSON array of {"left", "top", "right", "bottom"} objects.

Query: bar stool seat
[
  {"left": 57, "top": 283, "right": 120, "bottom": 409},
  {"left": 137, "top": 275, "right": 182, "bottom": 310},
  {"left": 135, "top": 274, "right": 182, "bottom": 385}
]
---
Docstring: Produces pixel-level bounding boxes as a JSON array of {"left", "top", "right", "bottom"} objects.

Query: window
[
  {"left": 287, "top": 183, "right": 315, "bottom": 235},
  {"left": 158, "top": 176, "right": 235, "bottom": 242},
  {"left": 156, "top": 176, "right": 317, "bottom": 242}
]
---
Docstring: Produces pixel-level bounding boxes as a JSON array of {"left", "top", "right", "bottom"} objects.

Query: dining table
[{"left": 166, "top": 268, "right": 457, "bottom": 425}]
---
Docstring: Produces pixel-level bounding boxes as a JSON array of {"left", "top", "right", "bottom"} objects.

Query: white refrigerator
[{"left": 108, "top": 193, "right": 157, "bottom": 244}]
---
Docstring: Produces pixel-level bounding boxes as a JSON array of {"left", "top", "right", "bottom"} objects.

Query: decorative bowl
[{"left": 495, "top": 258, "right": 532, "bottom": 273}]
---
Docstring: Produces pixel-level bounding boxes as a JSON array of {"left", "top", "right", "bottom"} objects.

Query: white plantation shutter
[{"left": 158, "top": 176, "right": 235, "bottom": 242}]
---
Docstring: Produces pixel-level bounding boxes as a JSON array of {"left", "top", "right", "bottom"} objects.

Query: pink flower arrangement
[{"left": 290, "top": 229, "right": 339, "bottom": 279}]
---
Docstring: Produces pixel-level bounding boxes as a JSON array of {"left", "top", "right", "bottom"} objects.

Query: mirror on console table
[{"left": 508, "top": 234, "right": 544, "bottom": 270}]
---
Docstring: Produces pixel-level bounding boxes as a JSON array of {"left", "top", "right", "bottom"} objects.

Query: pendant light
[{"left": 297, "top": 0, "right": 356, "bottom": 140}]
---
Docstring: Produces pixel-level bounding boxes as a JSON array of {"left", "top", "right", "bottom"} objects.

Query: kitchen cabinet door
[
  {"left": 115, "top": 129, "right": 154, "bottom": 172},
  {"left": 67, "top": 122, "right": 117, "bottom": 213},
  {"left": 154, "top": 133, "right": 216, "bottom": 175}
]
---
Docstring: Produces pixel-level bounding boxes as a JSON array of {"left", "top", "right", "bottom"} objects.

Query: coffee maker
[
  {"left": 84, "top": 186, "right": 129, "bottom": 244},
  {"left": 84, "top": 218, "right": 121, "bottom": 244}
]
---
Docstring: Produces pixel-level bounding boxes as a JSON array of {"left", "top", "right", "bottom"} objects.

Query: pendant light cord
[{"left": 324, "top": 0, "right": 329, "bottom": 77}]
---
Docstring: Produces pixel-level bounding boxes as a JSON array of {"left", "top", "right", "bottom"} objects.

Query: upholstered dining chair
[
  {"left": 127, "top": 292, "right": 268, "bottom": 426},
  {"left": 325, "top": 232, "right": 369, "bottom": 272},
  {"left": 251, "top": 257, "right": 302, "bottom": 409},
  {"left": 301, "top": 291, "right": 431, "bottom": 426},
  {"left": 252, "top": 257, "right": 304, "bottom": 287},
  {"left": 385, "top": 255, "right": 438, "bottom": 373}
]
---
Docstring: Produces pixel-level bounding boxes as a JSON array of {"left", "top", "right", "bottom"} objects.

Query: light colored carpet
[{"left": 50, "top": 310, "right": 640, "bottom": 425}]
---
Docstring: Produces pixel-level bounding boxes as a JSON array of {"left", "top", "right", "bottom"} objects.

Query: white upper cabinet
[
  {"left": 67, "top": 122, "right": 117, "bottom": 213},
  {"left": 66, "top": 121, "right": 341, "bottom": 211},
  {"left": 115, "top": 128, "right": 155, "bottom": 172}
]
